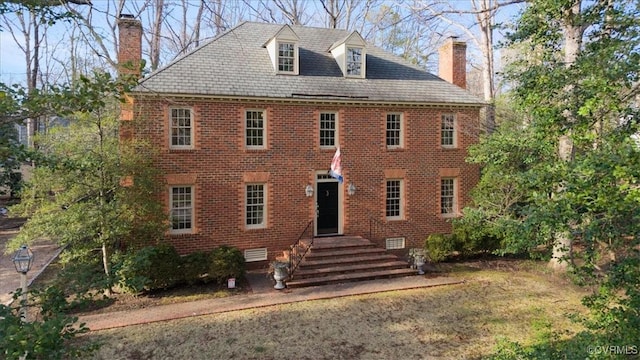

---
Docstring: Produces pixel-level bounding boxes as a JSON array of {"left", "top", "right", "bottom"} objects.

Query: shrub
[
  {"left": 424, "top": 234, "right": 457, "bottom": 262},
  {"left": 53, "top": 256, "right": 112, "bottom": 307},
  {"left": 0, "top": 287, "right": 98, "bottom": 359},
  {"left": 181, "top": 251, "right": 210, "bottom": 285},
  {"left": 425, "top": 224, "right": 502, "bottom": 263},
  {"left": 452, "top": 226, "right": 501, "bottom": 257},
  {"left": 117, "top": 244, "right": 182, "bottom": 293},
  {"left": 208, "top": 245, "right": 245, "bottom": 284}
]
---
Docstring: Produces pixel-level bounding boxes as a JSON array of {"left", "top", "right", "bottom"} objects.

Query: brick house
[{"left": 118, "top": 17, "right": 483, "bottom": 267}]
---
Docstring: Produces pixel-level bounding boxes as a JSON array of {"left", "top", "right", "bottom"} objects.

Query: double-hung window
[
  {"left": 246, "top": 184, "right": 266, "bottom": 228},
  {"left": 346, "top": 47, "right": 363, "bottom": 76},
  {"left": 386, "top": 113, "right": 403, "bottom": 148},
  {"left": 246, "top": 110, "right": 266, "bottom": 149},
  {"left": 170, "top": 108, "right": 193, "bottom": 149},
  {"left": 440, "top": 178, "right": 457, "bottom": 215},
  {"left": 441, "top": 114, "right": 456, "bottom": 147},
  {"left": 320, "top": 112, "right": 337, "bottom": 148},
  {"left": 278, "top": 42, "right": 295, "bottom": 72},
  {"left": 170, "top": 186, "right": 193, "bottom": 233},
  {"left": 386, "top": 179, "right": 403, "bottom": 220}
]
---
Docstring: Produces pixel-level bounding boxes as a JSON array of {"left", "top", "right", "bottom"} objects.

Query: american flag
[{"left": 329, "top": 147, "right": 344, "bottom": 183}]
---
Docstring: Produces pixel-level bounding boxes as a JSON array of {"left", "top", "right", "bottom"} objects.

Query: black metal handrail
[
  {"left": 368, "top": 216, "right": 404, "bottom": 244},
  {"left": 288, "top": 219, "right": 314, "bottom": 279}
]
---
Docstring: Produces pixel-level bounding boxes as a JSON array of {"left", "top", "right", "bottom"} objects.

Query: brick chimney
[
  {"left": 438, "top": 37, "right": 467, "bottom": 90},
  {"left": 117, "top": 14, "right": 142, "bottom": 78}
]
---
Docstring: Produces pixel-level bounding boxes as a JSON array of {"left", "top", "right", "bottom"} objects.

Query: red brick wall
[
  {"left": 438, "top": 39, "right": 467, "bottom": 90},
  {"left": 117, "top": 18, "right": 142, "bottom": 77},
  {"left": 129, "top": 98, "right": 480, "bottom": 260}
]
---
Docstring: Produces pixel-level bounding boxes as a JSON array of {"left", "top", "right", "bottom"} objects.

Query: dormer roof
[
  {"left": 263, "top": 24, "right": 300, "bottom": 46},
  {"left": 329, "top": 30, "right": 367, "bottom": 78},
  {"left": 328, "top": 31, "right": 366, "bottom": 52},
  {"left": 264, "top": 24, "right": 300, "bottom": 75}
]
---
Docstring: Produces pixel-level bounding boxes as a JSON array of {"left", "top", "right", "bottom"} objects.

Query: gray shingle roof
[{"left": 134, "top": 22, "right": 483, "bottom": 106}]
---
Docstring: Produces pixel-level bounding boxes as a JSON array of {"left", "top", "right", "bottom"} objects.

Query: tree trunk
[
  {"left": 102, "top": 242, "right": 112, "bottom": 296},
  {"left": 151, "top": 0, "right": 165, "bottom": 71},
  {"left": 548, "top": 0, "right": 584, "bottom": 271}
]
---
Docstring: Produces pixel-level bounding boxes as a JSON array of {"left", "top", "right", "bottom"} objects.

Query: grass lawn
[{"left": 79, "top": 260, "right": 590, "bottom": 359}]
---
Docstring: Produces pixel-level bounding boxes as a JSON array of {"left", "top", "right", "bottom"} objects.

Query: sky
[{"left": 0, "top": 0, "right": 525, "bottom": 86}]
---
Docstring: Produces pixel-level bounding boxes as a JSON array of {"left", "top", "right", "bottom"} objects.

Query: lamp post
[
  {"left": 347, "top": 183, "right": 356, "bottom": 196},
  {"left": 12, "top": 245, "right": 34, "bottom": 322}
]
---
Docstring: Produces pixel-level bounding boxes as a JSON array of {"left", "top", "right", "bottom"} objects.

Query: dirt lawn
[{"left": 79, "top": 261, "right": 590, "bottom": 360}]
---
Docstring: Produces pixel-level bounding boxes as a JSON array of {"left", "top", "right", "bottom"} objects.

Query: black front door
[{"left": 316, "top": 181, "right": 339, "bottom": 235}]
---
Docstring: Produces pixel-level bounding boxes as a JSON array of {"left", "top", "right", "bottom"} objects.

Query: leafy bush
[
  {"left": 425, "top": 223, "right": 502, "bottom": 263},
  {"left": 208, "top": 245, "right": 245, "bottom": 284},
  {"left": 424, "top": 234, "right": 457, "bottom": 262},
  {"left": 181, "top": 251, "right": 210, "bottom": 285},
  {"left": 117, "top": 244, "right": 182, "bottom": 293},
  {"left": 452, "top": 226, "right": 501, "bottom": 257},
  {"left": 0, "top": 287, "right": 98, "bottom": 359},
  {"left": 53, "top": 256, "right": 112, "bottom": 308},
  {"left": 116, "top": 244, "right": 246, "bottom": 292}
]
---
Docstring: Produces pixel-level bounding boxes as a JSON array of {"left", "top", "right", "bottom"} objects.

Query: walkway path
[
  {"left": 0, "top": 216, "right": 463, "bottom": 332},
  {"left": 0, "top": 224, "right": 61, "bottom": 306},
  {"left": 79, "top": 274, "right": 463, "bottom": 331}
]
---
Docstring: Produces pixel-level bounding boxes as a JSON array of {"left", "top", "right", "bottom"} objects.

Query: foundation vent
[
  {"left": 244, "top": 248, "right": 268, "bottom": 262},
  {"left": 385, "top": 237, "right": 406, "bottom": 250}
]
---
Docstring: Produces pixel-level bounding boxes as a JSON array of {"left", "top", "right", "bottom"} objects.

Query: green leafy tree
[
  {"left": 7, "top": 71, "right": 166, "bottom": 289},
  {"left": 465, "top": 0, "right": 640, "bottom": 352},
  {"left": 0, "top": 119, "right": 24, "bottom": 198},
  {"left": 464, "top": 0, "right": 640, "bottom": 267}
]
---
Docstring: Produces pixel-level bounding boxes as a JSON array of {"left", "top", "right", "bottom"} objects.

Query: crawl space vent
[
  {"left": 385, "top": 237, "right": 406, "bottom": 250},
  {"left": 244, "top": 248, "right": 268, "bottom": 262}
]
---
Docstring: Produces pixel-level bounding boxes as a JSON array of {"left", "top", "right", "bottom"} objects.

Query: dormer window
[
  {"left": 346, "top": 47, "right": 363, "bottom": 76},
  {"left": 330, "top": 31, "right": 367, "bottom": 79},
  {"left": 278, "top": 42, "right": 295, "bottom": 72},
  {"left": 264, "top": 25, "right": 299, "bottom": 75}
]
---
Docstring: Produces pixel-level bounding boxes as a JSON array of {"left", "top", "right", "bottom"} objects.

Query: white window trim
[
  {"left": 277, "top": 41, "right": 298, "bottom": 74},
  {"left": 169, "top": 107, "right": 194, "bottom": 150},
  {"left": 385, "top": 179, "right": 404, "bottom": 221},
  {"left": 169, "top": 185, "right": 194, "bottom": 234},
  {"left": 319, "top": 111, "right": 338, "bottom": 149},
  {"left": 245, "top": 183, "right": 267, "bottom": 229},
  {"left": 440, "top": 178, "right": 458, "bottom": 217},
  {"left": 345, "top": 46, "right": 365, "bottom": 78},
  {"left": 386, "top": 112, "right": 404, "bottom": 149},
  {"left": 441, "top": 113, "right": 457, "bottom": 148},
  {"left": 245, "top": 109, "right": 267, "bottom": 150}
]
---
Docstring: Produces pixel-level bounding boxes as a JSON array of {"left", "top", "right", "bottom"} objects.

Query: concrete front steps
[{"left": 285, "top": 235, "right": 417, "bottom": 288}]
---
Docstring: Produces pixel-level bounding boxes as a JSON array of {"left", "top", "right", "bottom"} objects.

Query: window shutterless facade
[
  {"left": 320, "top": 112, "right": 337, "bottom": 148},
  {"left": 441, "top": 114, "right": 456, "bottom": 147},
  {"left": 386, "top": 179, "right": 403, "bottom": 220},
  {"left": 170, "top": 108, "right": 193, "bottom": 149},
  {"left": 386, "top": 113, "right": 402, "bottom": 148},
  {"left": 170, "top": 186, "right": 193, "bottom": 233},
  {"left": 245, "top": 110, "right": 266, "bottom": 148},
  {"left": 440, "top": 178, "right": 456, "bottom": 215},
  {"left": 346, "top": 47, "right": 363, "bottom": 76},
  {"left": 278, "top": 42, "right": 295, "bottom": 72},
  {"left": 246, "top": 183, "right": 266, "bottom": 228}
]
